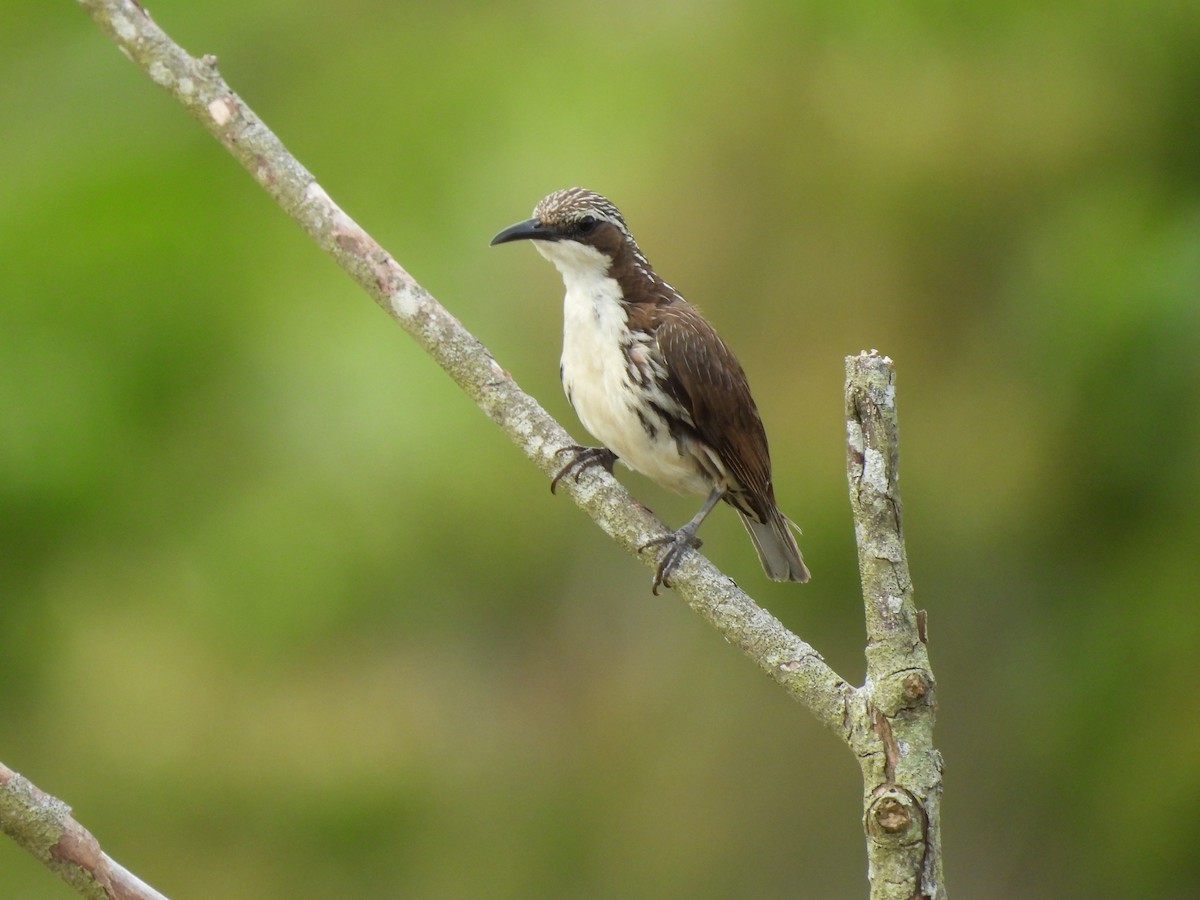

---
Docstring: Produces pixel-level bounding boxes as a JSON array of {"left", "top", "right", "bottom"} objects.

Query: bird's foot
[
  {"left": 550, "top": 445, "right": 618, "bottom": 494},
  {"left": 639, "top": 526, "right": 703, "bottom": 595}
]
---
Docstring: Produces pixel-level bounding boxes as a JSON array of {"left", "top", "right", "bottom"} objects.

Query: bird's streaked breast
[{"left": 544, "top": 243, "right": 710, "bottom": 496}]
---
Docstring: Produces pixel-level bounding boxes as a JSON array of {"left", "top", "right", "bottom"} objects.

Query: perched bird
[{"left": 491, "top": 188, "right": 809, "bottom": 592}]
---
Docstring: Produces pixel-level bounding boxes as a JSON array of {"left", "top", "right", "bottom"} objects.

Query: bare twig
[
  {"left": 845, "top": 351, "right": 945, "bottom": 899},
  {"left": 74, "top": 0, "right": 854, "bottom": 731},
  {"left": 0, "top": 762, "right": 168, "bottom": 900},
  {"left": 17, "top": 4, "right": 946, "bottom": 898}
]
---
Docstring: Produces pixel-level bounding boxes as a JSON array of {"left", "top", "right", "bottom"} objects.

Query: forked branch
[{"left": 2, "top": 4, "right": 947, "bottom": 897}]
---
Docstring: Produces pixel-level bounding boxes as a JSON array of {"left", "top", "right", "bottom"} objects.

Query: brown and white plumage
[{"left": 492, "top": 187, "right": 809, "bottom": 591}]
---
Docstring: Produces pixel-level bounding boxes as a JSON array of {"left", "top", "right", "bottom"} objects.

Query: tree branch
[
  {"left": 0, "top": 762, "right": 168, "bottom": 900},
  {"left": 845, "top": 351, "right": 945, "bottom": 899},
  {"left": 23, "top": 3, "right": 946, "bottom": 898},
  {"left": 74, "top": 0, "right": 854, "bottom": 732}
]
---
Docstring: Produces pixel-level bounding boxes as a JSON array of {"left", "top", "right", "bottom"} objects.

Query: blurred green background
[{"left": 3, "top": 1, "right": 1198, "bottom": 896}]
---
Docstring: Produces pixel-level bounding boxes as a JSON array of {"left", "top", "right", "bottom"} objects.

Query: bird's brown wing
[{"left": 654, "top": 304, "right": 776, "bottom": 518}]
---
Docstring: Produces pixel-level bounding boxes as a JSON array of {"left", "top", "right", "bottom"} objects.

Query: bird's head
[{"left": 490, "top": 187, "right": 641, "bottom": 280}]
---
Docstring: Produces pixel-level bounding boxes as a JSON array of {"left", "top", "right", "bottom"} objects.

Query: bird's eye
[{"left": 576, "top": 215, "right": 598, "bottom": 234}]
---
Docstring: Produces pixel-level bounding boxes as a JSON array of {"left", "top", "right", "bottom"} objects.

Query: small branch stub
[{"left": 867, "top": 789, "right": 917, "bottom": 839}]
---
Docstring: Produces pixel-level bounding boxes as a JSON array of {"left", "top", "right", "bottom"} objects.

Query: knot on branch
[
  {"left": 865, "top": 786, "right": 925, "bottom": 845},
  {"left": 873, "top": 669, "right": 936, "bottom": 718}
]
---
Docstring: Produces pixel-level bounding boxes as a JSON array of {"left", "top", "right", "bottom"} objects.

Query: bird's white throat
[{"left": 533, "top": 238, "right": 611, "bottom": 284}]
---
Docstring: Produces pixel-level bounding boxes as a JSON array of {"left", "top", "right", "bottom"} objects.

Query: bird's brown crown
[{"left": 533, "top": 188, "right": 632, "bottom": 241}]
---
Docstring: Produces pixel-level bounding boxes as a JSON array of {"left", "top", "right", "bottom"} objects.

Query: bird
[{"left": 490, "top": 187, "right": 809, "bottom": 593}]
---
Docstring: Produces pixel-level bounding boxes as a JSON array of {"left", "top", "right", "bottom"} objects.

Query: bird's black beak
[{"left": 490, "top": 217, "right": 559, "bottom": 246}]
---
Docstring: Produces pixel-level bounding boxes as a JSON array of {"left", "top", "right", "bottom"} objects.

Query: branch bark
[
  {"left": 0, "top": 762, "right": 168, "bottom": 900},
  {"left": 73, "top": 0, "right": 854, "bottom": 731},
  {"left": 9, "top": 3, "right": 946, "bottom": 897},
  {"left": 845, "top": 352, "right": 945, "bottom": 899}
]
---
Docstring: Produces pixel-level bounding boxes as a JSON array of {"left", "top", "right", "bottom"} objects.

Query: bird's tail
[{"left": 739, "top": 508, "right": 810, "bottom": 583}]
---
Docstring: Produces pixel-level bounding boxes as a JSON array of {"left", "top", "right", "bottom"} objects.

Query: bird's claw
[
  {"left": 550, "top": 445, "right": 617, "bottom": 494},
  {"left": 639, "top": 528, "right": 703, "bottom": 595}
]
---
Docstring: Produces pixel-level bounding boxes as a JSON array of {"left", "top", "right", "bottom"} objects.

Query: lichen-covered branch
[
  {"left": 73, "top": 1, "right": 854, "bottom": 723},
  {"left": 845, "top": 351, "right": 945, "bottom": 899},
  {"left": 35, "top": 6, "right": 945, "bottom": 900},
  {"left": 74, "top": 0, "right": 853, "bottom": 726},
  {"left": 0, "top": 762, "right": 169, "bottom": 900}
]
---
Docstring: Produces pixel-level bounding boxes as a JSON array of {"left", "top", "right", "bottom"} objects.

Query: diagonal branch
[
  {"left": 19, "top": 5, "right": 946, "bottom": 899},
  {"left": 0, "top": 762, "right": 168, "bottom": 900},
  {"left": 74, "top": 0, "right": 854, "bottom": 728}
]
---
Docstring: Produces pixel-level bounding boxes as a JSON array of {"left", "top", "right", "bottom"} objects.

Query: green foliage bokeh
[{"left": 2, "top": 1, "right": 1198, "bottom": 896}]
